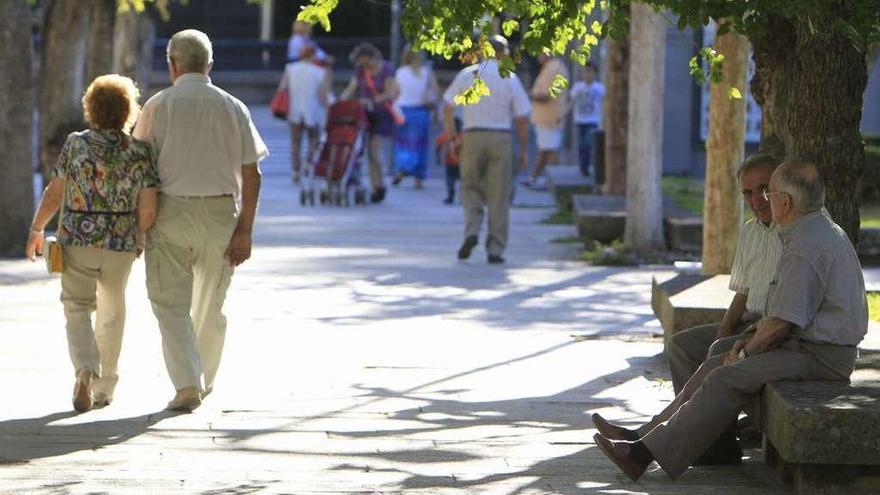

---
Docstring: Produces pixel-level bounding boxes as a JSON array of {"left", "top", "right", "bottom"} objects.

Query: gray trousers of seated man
[
  {"left": 639, "top": 338, "right": 855, "bottom": 479},
  {"left": 666, "top": 320, "right": 752, "bottom": 394}
]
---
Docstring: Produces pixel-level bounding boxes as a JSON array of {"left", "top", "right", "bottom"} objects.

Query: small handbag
[
  {"left": 44, "top": 182, "right": 66, "bottom": 274},
  {"left": 270, "top": 85, "right": 289, "bottom": 120}
]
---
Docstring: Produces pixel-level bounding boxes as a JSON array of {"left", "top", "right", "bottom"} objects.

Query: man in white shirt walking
[
  {"left": 133, "top": 29, "right": 268, "bottom": 412},
  {"left": 442, "top": 35, "right": 531, "bottom": 264}
]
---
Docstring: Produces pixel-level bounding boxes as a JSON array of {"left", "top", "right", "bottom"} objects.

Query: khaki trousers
[
  {"left": 145, "top": 195, "right": 237, "bottom": 393},
  {"left": 666, "top": 320, "right": 751, "bottom": 394},
  {"left": 61, "top": 245, "right": 136, "bottom": 401},
  {"left": 460, "top": 131, "right": 513, "bottom": 257},
  {"left": 640, "top": 338, "right": 856, "bottom": 479},
  {"left": 367, "top": 134, "right": 390, "bottom": 192}
]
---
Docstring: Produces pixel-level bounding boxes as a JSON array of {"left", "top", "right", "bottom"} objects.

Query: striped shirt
[{"left": 728, "top": 217, "right": 783, "bottom": 316}]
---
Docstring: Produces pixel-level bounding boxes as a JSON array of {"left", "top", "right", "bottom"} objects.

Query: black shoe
[
  {"left": 457, "top": 235, "right": 478, "bottom": 260},
  {"left": 370, "top": 186, "right": 386, "bottom": 203},
  {"left": 694, "top": 425, "right": 742, "bottom": 466},
  {"left": 443, "top": 198, "right": 453, "bottom": 205},
  {"left": 392, "top": 174, "right": 404, "bottom": 186},
  {"left": 487, "top": 254, "right": 505, "bottom": 264}
]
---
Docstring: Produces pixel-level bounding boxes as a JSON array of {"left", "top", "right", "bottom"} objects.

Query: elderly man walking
[
  {"left": 592, "top": 161, "right": 868, "bottom": 481},
  {"left": 442, "top": 35, "right": 531, "bottom": 264},
  {"left": 133, "top": 29, "right": 268, "bottom": 412}
]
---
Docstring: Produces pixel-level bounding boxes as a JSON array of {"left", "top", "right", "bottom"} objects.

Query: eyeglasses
[{"left": 762, "top": 190, "right": 787, "bottom": 202}]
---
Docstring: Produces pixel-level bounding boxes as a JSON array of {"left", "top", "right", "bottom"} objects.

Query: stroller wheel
[
  {"left": 300, "top": 189, "right": 307, "bottom": 206},
  {"left": 320, "top": 189, "right": 329, "bottom": 205},
  {"left": 308, "top": 189, "right": 316, "bottom": 205},
  {"left": 333, "top": 189, "right": 343, "bottom": 206},
  {"left": 354, "top": 189, "right": 367, "bottom": 205}
]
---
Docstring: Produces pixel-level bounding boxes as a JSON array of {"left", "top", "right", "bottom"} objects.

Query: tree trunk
[
  {"left": 751, "top": 16, "right": 867, "bottom": 246},
  {"left": 0, "top": 0, "right": 35, "bottom": 256},
  {"left": 113, "top": 6, "right": 156, "bottom": 94},
  {"left": 602, "top": 26, "right": 629, "bottom": 196},
  {"left": 39, "top": 0, "right": 89, "bottom": 177},
  {"left": 702, "top": 26, "right": 748, "bottom": 275},
  {"left": 624, "top": 3, "right": 666, "bottom": 256},
  {"left": 86, "top": 0, "right": 117, "bottom": 83}
]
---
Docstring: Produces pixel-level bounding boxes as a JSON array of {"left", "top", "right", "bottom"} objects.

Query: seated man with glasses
[
  {"left": 592, "top": 160, "right": 868, "bottom": 481},
  {"left": 596, "top": 153, "right": 783, "bottom": 464}
]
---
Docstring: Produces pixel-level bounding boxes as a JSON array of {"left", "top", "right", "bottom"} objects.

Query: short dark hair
[
  {"left": 349, "top": 42, "right": 382, "bottom": 64},
  {"left": 737, "top": 153, "right": 781, "bottom": 179}
]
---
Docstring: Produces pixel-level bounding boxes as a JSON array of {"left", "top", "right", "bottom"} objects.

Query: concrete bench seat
[
  {"left": 571, "top": 193, "right": 703, "bottom": 251},
  {"left": 651, "top": 273, "right": 735, "bottom": 344},
  {"left": 545, "top": 165, "right": 596, "bottom": 210},
  {"left": 762, "top": 355, "right": 880, "bottom": 494}
]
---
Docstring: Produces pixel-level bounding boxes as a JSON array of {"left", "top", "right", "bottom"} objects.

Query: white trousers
[{"left": 145, "top": 195, "right": 237, "bottom": 393}]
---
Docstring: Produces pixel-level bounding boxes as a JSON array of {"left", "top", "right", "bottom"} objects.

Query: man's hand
[
  {"left": 224, "top": 229, "right": 252, "bottom": 267},
  {"left": 26, "top": 231, "right": 44, "bottom": 261},
  {"left": 724, "top": 339, "right": 747, "bottom": 366}
]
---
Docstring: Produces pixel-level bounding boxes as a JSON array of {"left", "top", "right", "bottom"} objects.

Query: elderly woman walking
[
  {"left": 341, "top": 42, "right": 398, "bottom": 203},
  {"left": 26, "top": 75, "right": 159, "bottom": 413}
]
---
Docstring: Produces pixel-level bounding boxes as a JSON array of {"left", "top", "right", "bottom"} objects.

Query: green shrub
[{"left": 580, "top": 240, "right": 639, "bottom": 266}]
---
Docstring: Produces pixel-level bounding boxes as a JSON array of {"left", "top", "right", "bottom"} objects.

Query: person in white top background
[
  {"left": 391, "top": 48, "right": 440, "bottom": 189},
  {"left": 279, "top": 43, "right": 331, "bottom": 183},
  {"left": 569, "top": 64, "right": 605, "bottom": 177},
  {"left": 133, "top": 29, "right": 268, "bottom": 413},
  {"left": 287, "top": 20, "right": 327, "bottom": 64}
]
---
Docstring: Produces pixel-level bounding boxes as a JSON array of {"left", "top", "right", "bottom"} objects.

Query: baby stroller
[{"left": 300, "top": 100, "right": 369, "bottom": 206}]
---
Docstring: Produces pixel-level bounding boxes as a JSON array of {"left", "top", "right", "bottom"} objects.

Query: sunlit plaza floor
[{"left": 0, "top": 107, "right": 831, "bottom": 494}]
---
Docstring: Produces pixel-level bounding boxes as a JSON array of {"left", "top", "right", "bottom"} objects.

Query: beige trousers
[
  {"left": 367, "top": 134, "right": 390, "bottom": 191},
  {"left": 145, "top": 195, "right": 237, "bottom": 393},
  {"left": 640, "top": 338, "right": 856, "bottom": 479},
  {"left": 460, "top": 131, "right": 513, "bottom": 257},
  {"left": 61, "top": 245, "right": 136, "bottom": 401}
]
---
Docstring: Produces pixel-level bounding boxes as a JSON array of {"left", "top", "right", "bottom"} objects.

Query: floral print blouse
[{"left": 52, "top": 129, "right": 159, "bottom": 252}]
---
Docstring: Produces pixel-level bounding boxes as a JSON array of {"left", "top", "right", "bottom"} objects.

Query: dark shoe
[
  {"left": 72, "top": 370, "right": 93, "bottom": 413},
  {"left": 593, "top": 433, "right": 651, "bottom": 482},
  {"left": 443, "top": 197, "right": 453, "bottom": 205},
  {"left": 592, "top": 413, "right": 639, "bottom": 441},
  {"left": 392, "top": 173, "right": 404, "bottom": 186},
  {"left": 457, "top": 235, "right": 478, "bottom": 260},
  {"left": 694, "top": 426, "right": 742, "bottom": 466},
  {"left": 370, "top": 186, "right": 387, "bottom": 203},
  {"left": 487, "top": 254, "right": 505, "bottom": 264},
  {"left": 736, "top": 415, "right": 762, "bottom": 448}
]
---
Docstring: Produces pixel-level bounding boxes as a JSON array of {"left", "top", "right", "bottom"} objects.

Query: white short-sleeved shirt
[
  {"left": 443, "top": 60, "right": 531, "bottom": 131},
  {"left": 395, "top": 65, "right": 431, "bottom": 107},
  {"left": 571, "top": 80, "right": 605, "bottom": 125},
  {"left": 728, "top": 217, "right": 783, "bottom": 315},
  {"left": 286, "top": 61, "right": 327, "bottom": 127},
  {"left": 133, "top": 73, "right": 268, "bottom": 197}
]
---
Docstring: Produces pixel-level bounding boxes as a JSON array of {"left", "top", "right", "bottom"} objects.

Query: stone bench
[
  {"left": 762, "top": 354, "right": 880, "bottom": 495},
  {"left": 571, "top": 193, "right": 704, "bottom": 252},
  {"left": 651, "top": 273, "right": 735, "bottom": 344},
  {"left": 545, "top": 165, "right": 596, "bottom": 210}
]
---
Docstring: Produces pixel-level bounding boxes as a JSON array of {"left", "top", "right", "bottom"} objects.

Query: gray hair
[
  {"left": 167, "top": 29, "right": 213, "bottom": 73},
  {"left": 776, "top": 160, "right": 825, "bottom": 212},
  {"left": 737, "top": 152, "right": 781, "bottom": 179}
]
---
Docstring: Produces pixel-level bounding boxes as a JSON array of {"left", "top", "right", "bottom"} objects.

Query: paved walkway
[{"left": 0, "top": 107, "right": 793, "bottom": 494}]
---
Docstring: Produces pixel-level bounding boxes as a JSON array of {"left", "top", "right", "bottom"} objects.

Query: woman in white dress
[{"left": 280, "top": 43, "right": 331, "bottom": 183}]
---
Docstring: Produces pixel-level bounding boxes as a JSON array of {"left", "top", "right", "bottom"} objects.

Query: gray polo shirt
[{"left": 766, "top": 211, "right": 868, "bottom": 347}]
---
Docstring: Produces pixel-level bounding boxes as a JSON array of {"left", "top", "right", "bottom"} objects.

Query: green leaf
[
  {"left": 591, "top": 20, "right": 603, "bottom": 35},
  {"left": 727, "top": 87, "right": 743, "bottom": 100},
  {"left": 502, "top": 19, "right": 519, "bottom": 37},
  {"left": 453, "top": 74, "right": 491, "bottom": 105},
  {"left": 549, "top": 74, "right": 570, "bottom": 98}
]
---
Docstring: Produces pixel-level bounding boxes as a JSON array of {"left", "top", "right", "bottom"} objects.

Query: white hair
[{"left": 167, "top": 29, "right": 213, "bottom": 73}]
